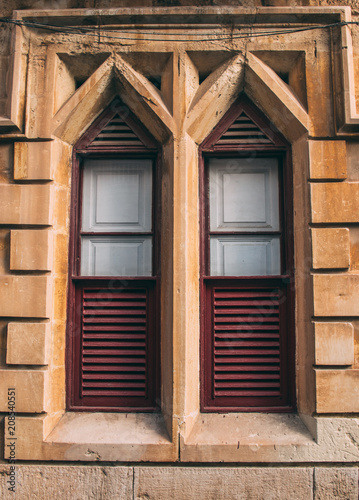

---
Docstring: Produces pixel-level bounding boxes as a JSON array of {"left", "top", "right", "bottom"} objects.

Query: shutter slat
[
  {"left": 83, "top": 309, "right": 146, "bottom": 316},
  {"left": 215, "top": 316, "right": 279, "bottom": 323},
  {"left": 84, "top": 292, "right": 147, "bottom": 299},
  {"left": 81, "top": 287, "right": 149, "bottom": 398},
  {"left": 214, "top": 324, "right": 280, "bottom": 331},
  {"left": 214, "top": 390, "right": 281, "bottom": 397},
  {"left": 215, "top": 333, "right": 279, "bottom": 339},
  {"left": 83, "top": 325, "right": 146, "bottom": 332},
  {"left": 214, "top": 300, "right": 280, "bottom": 306}
]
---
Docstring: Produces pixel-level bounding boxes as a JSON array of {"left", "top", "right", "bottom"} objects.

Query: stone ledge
[
  {"left": 5, "top": 412, "right": 177, "bottom": 462},
  {"left": 181, "top": 414, "right": 359, "bottom": 463}
]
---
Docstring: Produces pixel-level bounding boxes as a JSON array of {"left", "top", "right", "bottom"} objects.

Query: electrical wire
[{"left": 0, "top": 17, "right": 357, "bottom": 43}]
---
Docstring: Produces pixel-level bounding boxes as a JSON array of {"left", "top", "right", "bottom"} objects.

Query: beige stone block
[
  {"left": 313, "top": 274, "right": 359, "bottom": 317},
  {"left": 314, "top": 322, "right": 354, "bottom": 366},
  {"left": 350, "top": 228, "right": 359, "bottom": 271},
  {"left": 0, "top": 465, "right": 133, "bottom": 499},
  {"left": 134, "top": 467, "right": 313, "bottom": 500},
  {"left": 311, "top": 228, "right": 350, "bottom": 269},
  {"left": 10, "top": 229, "right": 53, "bottom": 271},
  {"left": 0, "top": 184, "right": 52, "bottom": 225},
  {"left": 316, "top": 369, "right": 359, "bottom": 413},
  {"left": 0, "top": 144, "right": 12, "bottom": 183},
  {"left": 314, "top": 467, "right": 358, "bottom": 500},
  {"left": 0, "top": 369, "right": 46, "bottom": 412},
  {"left": 309, "top": 141, "right": 347, "bottom": 179},
  {"left": 6, "top": 323, "right": 49, "bottom": 365},
  {"left": 311, "top": 183, "right": 359, "bottom": 223},
  {"left": 14, "top": 141, "right": 52, "bottom": 181},
  {"left": 0, "top": 276, "right": 51, "bottom": 318}
]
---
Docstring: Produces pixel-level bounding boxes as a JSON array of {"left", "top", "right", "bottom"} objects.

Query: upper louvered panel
[
  {"left": 216, "top": 113, "right": 273, "bottom": 145},
  {"left": 81, "top": 288, "right": 148, "bottom": 397},
  {"left": 89, "top": 115, "right": 146, "bottom": 148},
  {"left": 213, "top": 288, "right": 281, "bottom": 398}
]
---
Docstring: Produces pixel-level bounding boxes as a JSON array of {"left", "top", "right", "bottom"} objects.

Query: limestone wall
[{"left": 0, "top": 2, "right": 358, "bottom": 499}]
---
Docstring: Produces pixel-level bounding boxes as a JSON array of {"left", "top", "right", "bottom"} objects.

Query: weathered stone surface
[
  {"left": 0, "top": 369, "right": 45, "bottom": 412},
  {"left": 311, "top": 228, "right": 350, "bottom": 269},
  {"left": 0, "top": 276, "right": 51, "bottom": 318},
  {"left": 10, "top": 229, "right": 53, "bottom": 271},
  {"left": 0, "top": 185, "right": 51, "bottom": 225},
  {"left": 349, "top": 228, "right": 359, "bottom": 271},
  {"left": 308, "top": 140, "right": 347, "bottom": 179},
  {"left": 14, "top": 141, "right": 52, "bottom": 180},
  {"left": 316, "top": 369, "right": 359, "bottom": 413},
  {"left": 314, "top": 322, "right": 354, "bottom": 365},
  {"left": 6, "top": 323, "right": 49, "bottom": 365},
  {"left": 0, "top": 144, "right": 12, "bottom": 183},
  {"left": 134, "top": 467, "right": 314, "bottom": 500},
  {"left": 311, "top": 183, "right": 359, "bottom": 223},
  {"left": 0, "top": 465, "right": 133, "bottom": 500},
  {"left": 313, "top": 274, "right": 359, "bottom": 317},
  {"left": 314, "top": 467, "right": 358, "bottom": 500}
]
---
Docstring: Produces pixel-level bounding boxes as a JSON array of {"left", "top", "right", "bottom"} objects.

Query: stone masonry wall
[{"left": 0, "top": 2, "right": 359, "bottom": 499}]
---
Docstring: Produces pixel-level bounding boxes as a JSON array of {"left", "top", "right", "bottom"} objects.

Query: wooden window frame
[
  {"left": 200, "top": 97, "right": 296, "bottom": 413},
  {"left": 66, "top": 102, "right": 161, "bottom": 412}
]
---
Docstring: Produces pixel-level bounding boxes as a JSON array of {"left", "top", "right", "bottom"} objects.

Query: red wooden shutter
[
  {"left": 203, "top": 281, "right": 292, "bottom": 412},
  {"left": 82, "top": 287, "right": 148, "bottom": 398},
  {"left": 72, "top": 282, "right": 158, "bottom": 411}
]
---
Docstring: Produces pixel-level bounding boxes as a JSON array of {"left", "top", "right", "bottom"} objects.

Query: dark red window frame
[
  {"left": 200, "top": 97, "right": 295, "bottom": 412},
  {"left": 66, "top": 101, "right": 161, "bottom": 412}
]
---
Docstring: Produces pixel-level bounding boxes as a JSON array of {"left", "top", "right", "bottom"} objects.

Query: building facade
[{"left": 0, "top": 1, "right": 359, "bottom": 498}]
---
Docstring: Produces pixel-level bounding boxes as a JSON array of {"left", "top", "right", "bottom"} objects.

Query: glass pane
[
  {"left": 82, "top": 159, "right": 152, "bottom": 232},
  {"left": 81, "top": 236, "right": 152, "bottom": 276},
  {"left": 210, "top": 236, "right": 281, "bottom": 276},
  {"left": 209, "top": 157, "right": 279, "bottom": 232}
]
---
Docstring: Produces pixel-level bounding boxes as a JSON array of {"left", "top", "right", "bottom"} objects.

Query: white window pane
[
  {"left": 82, "top": 159, "right": 152, "bottom": 232},
  {"left": 209, "top": 157, "right": 279, "bottom": 231},
  {"left": 81, "top": 236, "right": 152, "bottom": 276},
  {"left": 210, "top": 236, "right": 281, "bottom": 276}
]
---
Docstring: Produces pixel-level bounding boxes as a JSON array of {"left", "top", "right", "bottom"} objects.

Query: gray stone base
[{"left": 0, "top": 465, "right": 357, "bottom": 500}]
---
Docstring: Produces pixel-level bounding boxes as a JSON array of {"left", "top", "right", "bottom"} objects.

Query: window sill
[
  {"left": 181, "top": 413, "right": 317, "bottom": 462},
  {"left": 43, "top": 412, "right": 177, "bottom": 462}
]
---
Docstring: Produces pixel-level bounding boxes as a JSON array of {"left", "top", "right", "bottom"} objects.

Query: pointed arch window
[
  {"left": 200, "top": 97, "right": 295, "bottom": 412},
  {"left": 67, "top": 100, "right": 160, "bottom": 411}
]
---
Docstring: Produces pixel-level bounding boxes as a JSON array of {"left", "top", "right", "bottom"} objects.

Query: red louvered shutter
[
  {"left": 202, "top": 282, "right": 291, "bottom": 411},
  {"left": 72, "top": 282, "right": 158, "bottom": 411}
]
